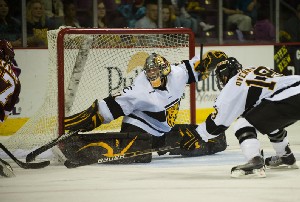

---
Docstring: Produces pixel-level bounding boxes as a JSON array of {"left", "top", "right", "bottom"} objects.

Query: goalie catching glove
[
  {"left": 195, "top": 50, "right": 228, "bottom": 80},
  {"left": 64, "top": 99, "right": 104, "bottom": 132},
  {"left": 179, "top": 127, "right": 204, "bottom": 151}
]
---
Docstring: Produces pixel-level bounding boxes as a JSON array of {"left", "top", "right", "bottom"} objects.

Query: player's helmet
[
  {"left": 215, "top": 57, "right": 242, "bottom": 90},
  {"left": 143, "top": 53, "right": 171, "bottom": 88},
  {"left": 0, "top": 40, "right": 15, "bottom": 62}
]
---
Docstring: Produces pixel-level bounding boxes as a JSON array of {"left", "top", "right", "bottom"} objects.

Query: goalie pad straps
[{"left": 64, "top": 99, "right": 104, "bottom": 132}]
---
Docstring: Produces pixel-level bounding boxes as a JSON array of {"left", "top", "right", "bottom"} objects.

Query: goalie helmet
[
  {"left": 143, "top": 53, "right": 171, "bottom": 88},
  {"left": 215, "top": 57, "right": 242, "bottom": 90}
]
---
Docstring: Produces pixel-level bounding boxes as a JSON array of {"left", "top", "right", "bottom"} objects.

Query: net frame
[{"left": 57, "top": 28, "right": 196, "bottom": 136}]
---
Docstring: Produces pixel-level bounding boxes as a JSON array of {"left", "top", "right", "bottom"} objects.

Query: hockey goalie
[{"left": 62, "top": 51, "right": 228, "bottom": 166}]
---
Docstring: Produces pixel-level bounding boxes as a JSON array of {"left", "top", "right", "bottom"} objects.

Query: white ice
[{"left": 1, "top": 123, "right": 300, "bottom": 202}]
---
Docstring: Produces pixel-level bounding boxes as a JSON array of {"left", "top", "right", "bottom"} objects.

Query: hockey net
[{"left": 3, "top": 27, "right": 195, "bottom": 151}]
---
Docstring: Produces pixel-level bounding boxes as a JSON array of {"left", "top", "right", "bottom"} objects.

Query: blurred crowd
[{"left": 0, "top": 0, "right": 299, "bottom": 47}]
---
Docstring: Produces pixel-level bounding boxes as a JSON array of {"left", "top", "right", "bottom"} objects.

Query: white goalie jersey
[
  {"left": 197, "top": 66, "right": 300, "bottom": 140},
  {"left": 98, "top": 55, "right": 203, "bottom": 136}
]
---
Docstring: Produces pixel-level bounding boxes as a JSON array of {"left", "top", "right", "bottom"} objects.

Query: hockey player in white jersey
[
  {"left": 64, "top": 51, "right": 228, "bottom": 164},
  {"left": 194, "top": 56, "right": 300, "bottom": 178},
  {"left": 0, "top": 40, "right": 21, "bottom": 177}
]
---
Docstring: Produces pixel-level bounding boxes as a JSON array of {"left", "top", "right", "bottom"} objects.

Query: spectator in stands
[
  {"left": 283, "top": 3, "right": 300, "bottom": 42},
  {"left": 26, "top": 0, "right": 50, "bottom": 47},
  {"left": 162, "top": 4, "right": 177, "bottom": 28},
  {"left": 117, "top": 0, "right": 146, "bottom": 28},
  {"left": 42, "top": 0, "right": 64, "bottom": 18},
  {"left": 171, "top": 0, "right": 197, "bottom": 33},
  {"left": 62, "top": 1, "right": 81, "bottom": 28},
  {"left": 0, "top": 0, "right": 21, "bottom": 47},
  {"left": 253, "top": 6, "right": 275, "bottom": 42},
  {"left": 135, "top": 1, "right": 157, "bottom": 28},
  {"left": 97, "top": 0, "right": 108, "bottom": 28},
  {"left": 48, "top": 1, "right": 84, "bottom": 29},
  {"left": 241, "top": 0, "right": 258, "bottom": 25},
  {"left": 185, "top": 0, "right": 215, "bottom": 31},
  {"left": 223, "top": 0, "right": 252, "bottom": 32}
]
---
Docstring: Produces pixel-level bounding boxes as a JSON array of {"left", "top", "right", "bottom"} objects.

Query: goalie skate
[
  {"left": 51, "top": 146, "right": 68, "bottom": 165},
  {"left": 0, "top": 159, "right": 15, "bottom": 178},
  {"left": 231, "top": 156, "right": 266, "bottom": 178},
  {"left": 265, "top": 146, "right": 298, "bottom": 169}
]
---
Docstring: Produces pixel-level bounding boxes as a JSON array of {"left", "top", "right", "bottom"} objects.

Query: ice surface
[{"left": 1, "top": 123, "right": 300, "bottom": 202}]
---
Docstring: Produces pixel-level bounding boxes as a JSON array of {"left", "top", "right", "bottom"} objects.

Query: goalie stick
[
  {"left": 63, "top": 145, "right": 181, "bottom": 168},
  {"left": 0, "top": 143, "right": 50, "bottom": 169},
  {"left": 26, "top": 130, "right": 80, "bottom": 163},
  {"left": 200, "top": 43, "right": 203, "bottom": 61}
]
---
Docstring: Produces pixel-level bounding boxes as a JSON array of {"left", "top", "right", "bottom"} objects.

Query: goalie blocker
[{"left": 60, "top": 124, "right": 227, "bottom": 165}]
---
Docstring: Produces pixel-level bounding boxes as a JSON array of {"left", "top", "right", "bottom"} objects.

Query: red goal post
[{"left": 56, "top": 28, "right": 196, "bottom": 136}]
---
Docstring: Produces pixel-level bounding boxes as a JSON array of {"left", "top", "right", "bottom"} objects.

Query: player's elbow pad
[{"left": 205, "top": 114, "right": 228, "bottom": 135}]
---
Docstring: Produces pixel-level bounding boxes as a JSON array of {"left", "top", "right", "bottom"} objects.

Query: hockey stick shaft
[
  {"left": 64, "top": 145, "right": 180, "bottom": 168},
  {"left": 200, "top": 43, "right": 203, "bottom": 61},
  {"left": 26, "top": 130, "right": 80, "bottom": 162},
  {"left": 0, "top": 143, "right": 50, "bottom": 169}
]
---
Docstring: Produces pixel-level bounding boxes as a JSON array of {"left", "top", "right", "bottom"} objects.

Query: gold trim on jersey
[{"left": 166, "top": 100, "right": 180, "bottom": 127}]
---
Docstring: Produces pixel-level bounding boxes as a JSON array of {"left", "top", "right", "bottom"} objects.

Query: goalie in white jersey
[
  {"left": 64, "top": 51, "right": 228, "bottom": 164},
  {"left": 195, "top": 56, "right": 300, "bottom": 178},
  {"left": 0, "top": 40, "right": 21, "bottom": 177}
]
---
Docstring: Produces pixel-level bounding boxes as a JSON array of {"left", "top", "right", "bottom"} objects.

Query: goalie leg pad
[
  {"left": 61, "top": 132, "right": 152, "bottom": 165},
  {"left": 64, "top": 99, "right": 104, "bottom": 132},
  {"left": 162, "top": 124, "right": 227, "bottom": 156}
]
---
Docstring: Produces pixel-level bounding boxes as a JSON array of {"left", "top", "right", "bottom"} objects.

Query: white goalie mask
[{"left": 143, "top": 53, "right": 171, "bottom": 88}]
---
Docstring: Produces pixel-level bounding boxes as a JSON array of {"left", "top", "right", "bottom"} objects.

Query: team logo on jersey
[
  {"left": 165, "top": 100, "right": 180, "bottom": 127},
  {"left": 211, "top": 106, "right": 218, "bottom": 120}
]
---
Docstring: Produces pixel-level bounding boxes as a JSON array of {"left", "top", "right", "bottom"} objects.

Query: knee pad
[
  {"left": 268, "top": 129, "right": 287, "bottom": 143},
  {"left": 235, "top": 126, "right": 257, "bottom": 144}
]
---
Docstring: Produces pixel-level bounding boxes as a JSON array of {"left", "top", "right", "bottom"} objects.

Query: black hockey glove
[
  {"left": 64, "top": 99, "right": 104, "bottom": 132},
  {"left": 195, "top": 50, "right": 228, "bottom": 80},
  {"left": 179, "top": 127, "right": 204, "bottom": 151}
]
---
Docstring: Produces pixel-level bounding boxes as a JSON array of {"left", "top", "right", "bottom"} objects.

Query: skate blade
[
  {"left": 267, "top": 163, "right": 299, "bottom": 169},
  {"left": 231, "top": 168, "right": 266, "bottom": 178}
]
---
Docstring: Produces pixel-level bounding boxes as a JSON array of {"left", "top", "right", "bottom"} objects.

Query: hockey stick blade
[
  {"left": 64, "top": 145, "right": 180, "bottom": 168},
  {"left": 26, "top": 130, "right": 80, "bottom": 163},
  {"left": 0, "top": 143, "right": 50, "bottom": 169}
]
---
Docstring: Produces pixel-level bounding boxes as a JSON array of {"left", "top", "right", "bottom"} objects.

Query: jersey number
[{"left": 245, "top": 66, "right": 278, "bottom": 90}]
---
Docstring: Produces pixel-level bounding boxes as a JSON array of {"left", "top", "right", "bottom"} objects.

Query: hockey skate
[
  {"left": 265, "top": 145, "right": 298, "bottom": 169},
  {"left": 0, "top": 158, "right": 15, "bottom": 178},
  {"left": 231, "top": 156, "right": 266, "bottom": 178}
]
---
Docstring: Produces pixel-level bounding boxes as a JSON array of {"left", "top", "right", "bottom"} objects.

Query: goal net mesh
[{"left": 3, "top": 27, "right": 195, "bottom": 150}]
